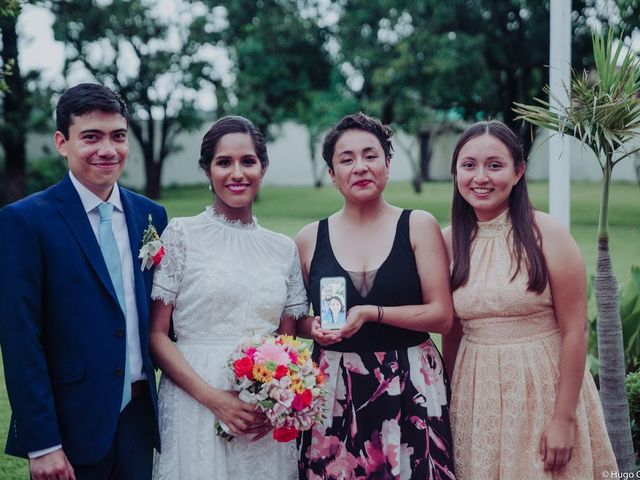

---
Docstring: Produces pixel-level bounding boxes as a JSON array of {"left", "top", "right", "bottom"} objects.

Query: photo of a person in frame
[{"left": 325, "top": 296, "right": 346, "bottom": 325}]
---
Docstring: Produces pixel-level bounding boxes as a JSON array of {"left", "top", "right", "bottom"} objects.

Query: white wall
[
  {"left": 526, "top": 129, "right": 639, "bottom": 182},
  {"left": 22, "top": 121, "right": 640, "bottom": 188}
]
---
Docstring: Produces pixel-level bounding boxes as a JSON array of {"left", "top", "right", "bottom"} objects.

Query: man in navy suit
[{"left": 0, "top": 83, "right": 168, "bottom": 480}]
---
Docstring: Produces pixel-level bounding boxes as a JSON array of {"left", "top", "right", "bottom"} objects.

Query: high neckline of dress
[
  {"left": 204, "top": 206, "right": 259, "bottom": 231},
  {"left": 476, "top": 209, "right": 510, "bottom": 237}
]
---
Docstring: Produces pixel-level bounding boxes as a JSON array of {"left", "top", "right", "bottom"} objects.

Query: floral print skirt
[{"left": 298, "top": 339, "right": 456, "bottom": 480}]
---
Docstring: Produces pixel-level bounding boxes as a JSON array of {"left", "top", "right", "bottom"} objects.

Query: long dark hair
[{"left": 450, "top": 121, "right": 548, "bottom": 293}]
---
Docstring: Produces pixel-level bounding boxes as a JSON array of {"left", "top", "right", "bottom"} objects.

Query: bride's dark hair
[
  {"left": 450, "top": 121, "right": 548, "bottom": 293},
  {"left": 198, "top": 116, "right": 269, "bottom": 173}
]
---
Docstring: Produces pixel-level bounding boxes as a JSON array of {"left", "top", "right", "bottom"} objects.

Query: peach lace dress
[{"left": 450, "top": 210, "right": 616, "bottom": 479}]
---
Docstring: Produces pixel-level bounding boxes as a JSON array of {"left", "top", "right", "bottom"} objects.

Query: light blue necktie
[{"left": 98, "top": 202, "right": 131, "bottom": 411}]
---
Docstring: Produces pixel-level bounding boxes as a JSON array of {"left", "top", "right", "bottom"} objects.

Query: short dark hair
[
  {"left": 321, "top": 112, "right": 393, "bottom": 169},
  {"left": 450, "top": 120, "right": 548, "bottom": 293},
  {"left": 56, "top": 83, "right": 129, "bottom": 139},
  {"left": 198, "top": 116, "right": 269, "bottom": 174}
]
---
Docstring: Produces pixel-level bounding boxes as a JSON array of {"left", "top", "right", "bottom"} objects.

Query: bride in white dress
[{"left": 149, "top": 116, "right": 308, "bottom": 480}]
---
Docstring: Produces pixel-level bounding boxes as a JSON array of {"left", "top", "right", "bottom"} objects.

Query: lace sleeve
[
  {"left": 151, "top": 218, "right": 186, "bottom": 305},
  {"left": 282, "top": 246, "right": 309, "bottom": 320}
]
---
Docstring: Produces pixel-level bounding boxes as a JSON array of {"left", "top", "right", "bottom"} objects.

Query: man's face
[
  {"left": 322, "top": 285, "right": 333, "bottom": 300},
  {"left": 54, "top": 110, "right": 128, "bottom": 201}
]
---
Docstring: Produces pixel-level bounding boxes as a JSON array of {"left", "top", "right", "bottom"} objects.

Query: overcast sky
[{"left": 18, "top": 5, "right": 66, "bottom": 84}]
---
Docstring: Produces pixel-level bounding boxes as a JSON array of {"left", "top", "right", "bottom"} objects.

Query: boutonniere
[{"left": 138, "top": 215, "right": 164, "bottom": 271}]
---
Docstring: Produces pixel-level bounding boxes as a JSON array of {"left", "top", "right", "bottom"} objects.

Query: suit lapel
[
  {"left": 120, "top": 189, "right": 149, "bottom": 331},
  {"left": 55, "top": 174, "right": 120, "bottom": 306}
]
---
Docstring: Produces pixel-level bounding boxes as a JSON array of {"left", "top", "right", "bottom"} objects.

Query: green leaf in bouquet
[{"left": 258, "top": 399, "right": 275, "bottom": 410}]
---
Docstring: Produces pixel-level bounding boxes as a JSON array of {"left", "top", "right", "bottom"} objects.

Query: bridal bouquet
[{"left": 217, "top": 334, "right": 327, "bottom": 442}]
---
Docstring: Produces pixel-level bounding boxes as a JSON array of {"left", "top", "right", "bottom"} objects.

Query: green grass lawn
[{"left": 0, "top": 180, "right": 638, "bottom": 478}]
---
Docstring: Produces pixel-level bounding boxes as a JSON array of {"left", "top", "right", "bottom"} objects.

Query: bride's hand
[
  {"left": 311, "top": 316, "right": 341, "bottom": 346},
  {"left": 207, "top": 389, "right": 269, "bottom": 436}
]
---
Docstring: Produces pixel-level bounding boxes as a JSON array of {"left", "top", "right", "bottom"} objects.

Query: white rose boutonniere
[{"left": 139, "top": 215, "right": 164, "bottom": 271}]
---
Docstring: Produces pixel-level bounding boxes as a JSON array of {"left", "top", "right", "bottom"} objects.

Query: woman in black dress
[{"left": 296, "top": 113, "right": 456, "bottom": 479}]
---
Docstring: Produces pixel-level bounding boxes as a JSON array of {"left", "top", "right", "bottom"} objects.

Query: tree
[
  {"left": 616, "top": 0, "right": 640, "bottom": 31},
  {"left": 0, "top": 3, "right": 26, "bottom": 204},
  {"left": 296, "top": 74, "right": 359, "bottom": 187},
  {"left": 514, "top": 30, "right": 640, "bottom": 472},
  {"left": 0, "top": 2, "right": 50, "bottom": 205},
  {"left": 201, "top": 0, "right": 333, "bottom": 139},
  {"left": 324, "top": 1, "right": 488, "bottom": 190},
  {"left": 0, "top": 0, "right": 17, "bottom": 93},
  {"left": 330, "top": 1, "right": 601, "bottom": 172},
  {"left": 51, "top": 0, "right": 225, "bottom": 198}
]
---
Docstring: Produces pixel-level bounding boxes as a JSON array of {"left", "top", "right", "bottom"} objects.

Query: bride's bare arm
[{"left": 149, "top": 300, "right": 266, "bottom": 436}]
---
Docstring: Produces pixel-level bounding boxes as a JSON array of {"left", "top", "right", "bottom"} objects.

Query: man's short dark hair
[{"left": 56, "top": 83, "right": 129, "bottom": 139}]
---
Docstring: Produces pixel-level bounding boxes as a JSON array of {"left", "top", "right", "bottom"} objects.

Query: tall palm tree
[{"left": 514, "top": 30, "right": 640, "bottom": 472}]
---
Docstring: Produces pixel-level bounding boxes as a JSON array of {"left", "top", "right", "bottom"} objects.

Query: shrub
[
  {"left": 626, "top": 370, "right": 640, "bottom": 464},
  {"left": 26, "top": 156, "right": 67, "bottom": 194}
]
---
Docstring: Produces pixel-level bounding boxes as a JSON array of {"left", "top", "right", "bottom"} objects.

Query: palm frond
[{"left": 513, "top": 31, "right": 640, "bottom": 168}]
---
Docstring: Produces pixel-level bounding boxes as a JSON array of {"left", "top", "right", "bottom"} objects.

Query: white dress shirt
[{"left": 29, "top": 173, "right": 145, "bottom": 459}]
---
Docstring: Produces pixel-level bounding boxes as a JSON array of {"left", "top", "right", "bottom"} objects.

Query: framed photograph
[{"left": 319, "top": 276, "right": 347, "bottom": 330}]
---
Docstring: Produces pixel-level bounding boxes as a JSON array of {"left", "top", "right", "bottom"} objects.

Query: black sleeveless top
[{"left": 308, "top": 209, "right": 430, "bottom": 353}]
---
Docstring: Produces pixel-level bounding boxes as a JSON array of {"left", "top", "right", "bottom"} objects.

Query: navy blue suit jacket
[{"left": 0, "top": 174, "right": 167, "bottom": 464}]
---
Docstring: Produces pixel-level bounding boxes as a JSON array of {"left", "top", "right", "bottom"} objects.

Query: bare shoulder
[
  {"left": 441, "top": 225, "right": 453, "bottom": 257},
  {"left": 409, "top": 210, "right": 445, "bottom": 250},
  {"left": 409, "top": 209, "right": 440, "bottom": 232},
  {"left": 295, "top": 221, "right": 319, "bottom": 257},
  {"left": 534, "top": 211, "right": 574, "bottom": 243},
  {"left": 533, "top": 210, "right": 582, "bottom": 263},
  {"left": 441, "top": 225, "right": 452, "bottom": 242}
]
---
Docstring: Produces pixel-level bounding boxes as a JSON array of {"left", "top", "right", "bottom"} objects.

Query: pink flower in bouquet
[
  {"left": 300, "top": 389, "right": 313, "bottom": 407},
  {"left": 233, "top": 357, "right": 254, "bottom": 379},
  {"left": 273, "top": 426, "right": 299, "bottom": 442},
  {"left": 292, "top": 394, "right": 305, "bottom": 412},
  {"left": 274, "top": 364, "right": 289, "bottom": 380},
  {"left": 289, "top": 351, "right": 298, "bottom": 364},
  {"left": 292, "top": 389, "right": 314, "bottom": 411},
  {"left": 245, "top": 347, "right": 257, "bottom": 359},
  {"left": 254, "top": 343, "right": 290, "bottom": 366}
]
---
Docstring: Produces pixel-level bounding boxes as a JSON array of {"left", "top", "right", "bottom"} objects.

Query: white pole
[{"left": 548, "top": 0, "right": 572, "bottom": 227}]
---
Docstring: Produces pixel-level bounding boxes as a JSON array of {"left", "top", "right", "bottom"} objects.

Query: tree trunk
[
  {"left": 144, "top": 161, "right": 162, "bottom": 199},
  {"left": 307, "top": 129, "right": 323, "bottom": 188},
  {"left": 135, "top": 117, "right": 162, "bottom": 200},
  {"left": 419, "top": 131, "right": 432, "bottom": 182},
  {"left": 0, "top": 10, "right": 27, "bottom": 205},
  {"left": 596, "top": 165, "right": 636, "bottom": 472}
]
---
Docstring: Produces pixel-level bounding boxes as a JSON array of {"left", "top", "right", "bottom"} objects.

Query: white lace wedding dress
[{"left": 151, "top": 207, "right": 308, "bottom": 480}]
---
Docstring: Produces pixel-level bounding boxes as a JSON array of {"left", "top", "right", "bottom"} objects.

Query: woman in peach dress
[{"left": 442, "top": 121, "right": 617, "bottom": 479}]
